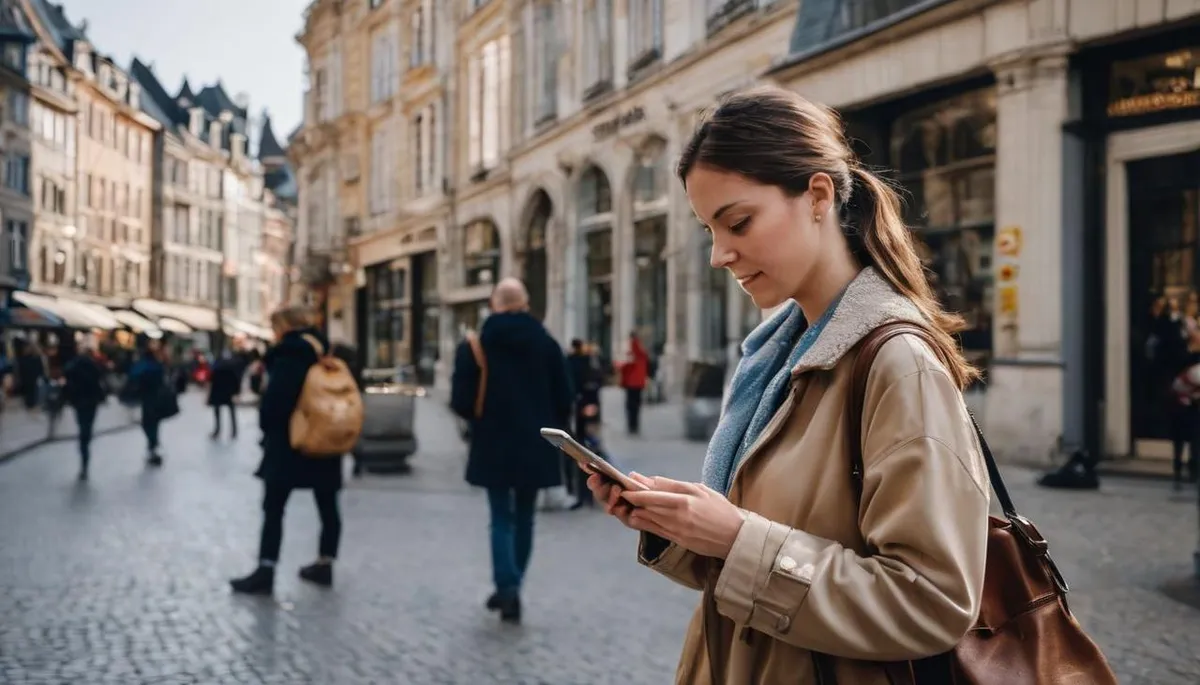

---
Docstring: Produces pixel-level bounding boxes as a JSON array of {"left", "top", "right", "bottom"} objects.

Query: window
[
  {"left": 410, "top": 6, "right": 426, "bottom": 68},
  {"left": 369, "top": 127, "right": 388, "bottom": 214},
  {"left": 581, "top": 0, "right": 613, "bottom": 94},
  {"left": 4, "top": 155, "right": 28, "bottom": 195},
  {"left": 462, "top": 220, "right": 500, "bottom": 287},
  {"left": 370, "top": 30, "right": 396, "bottom": 103},
  {"left": 467, "top": 39, "right": 507, "bottom": 170},
  {"left": 7, "top": 90, "right": 28, "bottom": 126},
  {"left": 2, "top": 42, "right": 23, "bottom": 72},
  {"left": 6, "top": 220, "right": 27, "bottom": 273},
  {"left": 628, "top": 0, "right": 662, "bottom": 68},
  {"left": 413, "top": 113, "right": 424, "bottom": 193},
  {"left": 530, "top": 2, "right": 558, "bottom": 124},
  {"left": 577, "top": 165, "right": 612, "bottom": 218}
]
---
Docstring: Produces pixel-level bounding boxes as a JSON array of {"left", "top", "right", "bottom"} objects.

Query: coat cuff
[
  {"left": 714, "top": 511, "right": 831, "bottom": 635},
  {"left": 638, "top": 532, "right": 687, "bottom": 569}
]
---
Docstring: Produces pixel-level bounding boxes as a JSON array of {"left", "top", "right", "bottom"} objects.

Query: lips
[{"left": 736, "top": 272, "right": 761, "bottom": 287}]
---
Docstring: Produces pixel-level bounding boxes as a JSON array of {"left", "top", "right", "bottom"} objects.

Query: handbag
[
  {"left": 812, "top": 322, "right": 1118, "bottom": 685},
  {"left": 465, "top": 332, "right": 487, "bottom": 419}
]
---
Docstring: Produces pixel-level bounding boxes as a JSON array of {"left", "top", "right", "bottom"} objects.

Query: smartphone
[{"left": 539, "top": 428, "right": 648, "bottom": 492}]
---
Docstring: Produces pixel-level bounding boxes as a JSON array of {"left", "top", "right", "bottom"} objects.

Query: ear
[{"left": 806, "top": 172, "right": 836, "bottom": 217}]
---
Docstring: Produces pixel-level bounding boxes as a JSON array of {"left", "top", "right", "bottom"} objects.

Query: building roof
[
  {"left": 195, "top": 81, "right": 247, "bottom": 120},
  {"left": 26, "top": 0, "right": 84, "bottom": 57},
  {"left": 129, "top": 58, "right": 186, "bottom": 140},
  {"left": 176, "top": 77, "right": 195, "bottom": 106},
  {"left": 257, "top": 112, "right": 286, "bottom": 160},
  {"left": 264, "top": 164, "right": 297, "bottom": 201},
  {"left": 0, "top": 2, "right": 35, "bottom": 43}
]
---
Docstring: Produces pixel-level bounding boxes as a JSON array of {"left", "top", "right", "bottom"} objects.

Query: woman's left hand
[{"left": 620, "top": 476, "right": 746, "bottom": 559}]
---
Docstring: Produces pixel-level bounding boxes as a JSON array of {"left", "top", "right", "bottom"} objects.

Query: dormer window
[{"left": 189, "top": 108, "right": 203, "bottom": 137}]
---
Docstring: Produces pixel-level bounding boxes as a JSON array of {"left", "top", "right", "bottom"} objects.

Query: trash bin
[
  {"left": 683, "top": 360, "right": 726, "bottom": 442},
  {"left": 354, "top": 368, "right": 423, "bottom": 474}
]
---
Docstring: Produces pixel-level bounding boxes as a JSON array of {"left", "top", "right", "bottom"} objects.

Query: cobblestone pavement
[
  {"left": 0, "top": 400, "right": 138, "bottom": 460},
  {"left": 0, "top": 391, "right": 1198, "bottom": 684}
]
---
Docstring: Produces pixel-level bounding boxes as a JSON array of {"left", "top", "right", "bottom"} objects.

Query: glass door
[{"left": 1127, "top": 151, "right": 1200, "bottom": 443}]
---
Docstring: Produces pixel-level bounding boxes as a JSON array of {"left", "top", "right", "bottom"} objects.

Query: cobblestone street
[{"left": 0, "top": 391, "right": 1198, "bottom": 684}]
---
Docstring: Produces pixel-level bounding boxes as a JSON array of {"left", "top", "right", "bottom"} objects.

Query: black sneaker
[
  {"left": 230, "top": 566, "right": 274, "bottom": 595},
  {"left": 299, "top": 562, "right": 333, "bottom": 587},
  {"left": 147, "top": 453, "right": 163, "bottom": 467},
  {"left": 485, "top": 592, "right": 501, "bottom": 611}
]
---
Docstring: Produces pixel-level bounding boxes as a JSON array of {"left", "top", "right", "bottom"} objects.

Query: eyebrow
[{"left": 711, "top": 200, "right": 744, "bottom": 221}]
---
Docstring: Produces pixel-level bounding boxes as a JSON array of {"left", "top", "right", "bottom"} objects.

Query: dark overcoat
[{"left": 450, "top": 312, "right": 573, "bottom": 490}]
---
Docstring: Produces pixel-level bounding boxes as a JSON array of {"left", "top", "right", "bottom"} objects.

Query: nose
[{"left": 710, "top": 234, "right": 736, "bottom": 270}]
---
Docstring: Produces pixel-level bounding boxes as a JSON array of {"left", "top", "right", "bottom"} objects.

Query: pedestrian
[
  {"left": 207, "top": 350, "right": 241, "bottom": 439},
  {"left": 126, "top": 341, "right": 169, "bottom": 467},
  {"left": 586, "top": 86, "right": 994, "bottom": 683},
  {"left": 61, "top": 344, "right": 107, "bottom": 481},
  {"left": 615, "top": 331, "right": 648, "bottom": 435},
  {"left": 230, "top": 305, "right": 344, "bottom": 595},
  {"left": 450, "top": 278, "right": 573, "bottom": 623}
]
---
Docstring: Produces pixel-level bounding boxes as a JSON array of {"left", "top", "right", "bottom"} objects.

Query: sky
[{"left": 60, "top": 0, "right": 312, "bottom": 142}]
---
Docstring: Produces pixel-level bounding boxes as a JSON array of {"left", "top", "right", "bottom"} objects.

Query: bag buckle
[{"left": 1007, "top": 513, "right": 1070, "bottom": 594}]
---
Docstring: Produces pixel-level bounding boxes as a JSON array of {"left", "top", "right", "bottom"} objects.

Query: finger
[
  {"left": 641, "top": 476, "right": 702, "bottom": 495},
  {"left": 620, "top": 490, "right": 691, "bottom": 510},
  {"left": 628, "top": 472, "right": 655, "bottom": 487},
  {"left": 586, "top": 474, "right": 607, "bottom": 493},
  {"left": 628, "top": 510, "right": 674, "bottom": 540}
]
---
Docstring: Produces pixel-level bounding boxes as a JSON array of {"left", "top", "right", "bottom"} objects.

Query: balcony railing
[{"left": 787, "top": 0, "right": 953, "bottom": 59}]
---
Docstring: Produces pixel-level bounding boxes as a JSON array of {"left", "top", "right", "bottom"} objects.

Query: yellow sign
[
  {"left": 997, "top": 226, "right": 1022, "bottom": 257},
  {"left": 999, "top": 285, "right": 1019, "bottom": 315}
]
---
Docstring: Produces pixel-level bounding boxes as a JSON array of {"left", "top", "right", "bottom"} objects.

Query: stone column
[{"left": 982, "top": 45, "right": 1070, "bottom": 464}]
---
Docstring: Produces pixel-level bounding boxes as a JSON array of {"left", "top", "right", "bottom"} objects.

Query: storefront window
[
  {"left": 1109, "top": 48, "right": 1200, "bottom": 118},
  {"left": 412, "top": 250, "right": 440, "bottom": 385},
  {"left": 463, "top": 220, "right": 500, "bottom": 287},
  {"left": 365, "top": 262, "right": 408, "bottom": 369},
  {"left": 891, "top": 87, "right": 996, "bottom": 368}
]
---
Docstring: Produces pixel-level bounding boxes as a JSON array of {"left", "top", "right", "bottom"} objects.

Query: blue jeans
[{"left": 486, "top": 487, "right": 538, "bottom": 598}]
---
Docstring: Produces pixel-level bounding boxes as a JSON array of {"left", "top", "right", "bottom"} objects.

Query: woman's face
[{"left": 686, "top": 165, "right": 831, "bottom": 310}]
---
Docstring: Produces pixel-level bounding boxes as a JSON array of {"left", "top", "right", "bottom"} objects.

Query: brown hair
[
  {"left": 270, "top": 305, "right": 314, "bottom": 334},
  {"left": 677, "top": 85, "right": 977, "bottom": 388}
]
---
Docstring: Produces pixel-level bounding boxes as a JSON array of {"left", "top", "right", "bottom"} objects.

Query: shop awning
[
  {"left": 131, "top": 298, "right": 219, "bottom": 332},
  {"left": 225, "top": 317, "right": 274, "bottom": 341},
  {"left": 10, "top": 292, "right": 112, "bottom": 330},
  {"left": 112, "top": 310, "right": 163, "bottom": 337},
  {"left": 0, "top": 302, "right": 64, "bottom": 328},
  {"left": 156, "top": 317, "right": 194, "bottom": 335}
]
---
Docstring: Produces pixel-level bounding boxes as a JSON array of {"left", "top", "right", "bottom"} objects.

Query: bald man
[{"left": 450, "top": 277, "right": 574, "bottom": 624}]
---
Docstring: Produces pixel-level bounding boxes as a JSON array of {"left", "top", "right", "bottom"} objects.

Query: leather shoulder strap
[
  {"left": 466, "top": 332, "right": 487, "bottom": 419},
  {"left": 300, "top": 333, "right": 326, "bottom": 358},
  {"left": 847, "top": 321, "right": 1017, "bottom": 516}
]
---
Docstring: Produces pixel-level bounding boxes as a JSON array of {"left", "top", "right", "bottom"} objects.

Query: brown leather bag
[
  {"left": 465, "top": 332, "right": 487, "bottom": 419},
  {"left": 813, "top": 322, "right": 1118, "bottom": 685}
]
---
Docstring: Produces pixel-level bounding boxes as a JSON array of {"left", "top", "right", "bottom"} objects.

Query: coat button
[
  {"left": 775, "top": 612, "right": 792, "bottom": 633},
  {"left": 778, "top": 555, "right": 797, "bottom": 572}
]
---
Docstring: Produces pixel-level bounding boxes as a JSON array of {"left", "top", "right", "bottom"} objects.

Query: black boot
[
  {"left": 230, "top": 566, "right": 274, "bottom": 595},
  {"left": 298, "top": 561, "right": 333, "bottom": 587},
  {"left": 498, "top": 594, "right": 521, "bottom": 624},
  {"left": 485, "top": 592, "right": 501, "bottom": 611}
]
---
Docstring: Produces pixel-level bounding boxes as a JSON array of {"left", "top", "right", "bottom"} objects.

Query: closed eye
[{"left": 730, "top": 217, "right": 751, "bottom": 233}]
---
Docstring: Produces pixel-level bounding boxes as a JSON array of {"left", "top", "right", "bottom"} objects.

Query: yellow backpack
[{"left": 289, "top": 335, "right": 365, "bottom": 457}]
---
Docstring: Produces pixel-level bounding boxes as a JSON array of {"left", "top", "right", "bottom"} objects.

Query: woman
[
  {"left": 587, "top": 86, "right": 990, "bottom": 684},
  {"left": 207, "top": 350, "right": 241, "bottom": 439},
  {"left": 230, "top": 306, "right": 343, "bottom": 595}
]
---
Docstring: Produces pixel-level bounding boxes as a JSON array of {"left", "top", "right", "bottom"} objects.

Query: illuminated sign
[{"left": 1108, "top": 49, "right": 1200, "bottom": 117}]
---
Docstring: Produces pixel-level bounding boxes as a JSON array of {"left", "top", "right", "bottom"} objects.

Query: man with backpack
[
  {"left": 451, "top": 278, "right": 574, "bottom": 623},
  {"left": 230, "top": 305, "right": 363, "bottom": 596}
]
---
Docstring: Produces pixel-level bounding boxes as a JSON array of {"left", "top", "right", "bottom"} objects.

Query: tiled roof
[
  {"left": 257, "top": 112, "right": 286, "bottom": 159},
  {"left": 26, "top": 0, "right": 84, "bottom": 56},
  {"left": 129, "top": 58, "right": 186, "bottom": 138}
]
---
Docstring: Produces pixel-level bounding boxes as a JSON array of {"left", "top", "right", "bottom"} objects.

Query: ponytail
[{"left": 846, "top": 166, "right": 979, "bottom": 389}]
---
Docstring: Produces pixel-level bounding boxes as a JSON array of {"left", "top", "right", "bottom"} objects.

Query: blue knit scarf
[{"left": 701, "top": 294, "right": 844, "bottom": 495}]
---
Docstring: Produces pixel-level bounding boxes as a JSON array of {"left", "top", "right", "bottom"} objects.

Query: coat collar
[{"left": 790, "top": 266, "right": 927, "bottom": 374}]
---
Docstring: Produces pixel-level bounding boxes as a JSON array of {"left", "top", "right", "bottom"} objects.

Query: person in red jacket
[{"left": 616, "top": 331, "right": 649, "bottom": 435}]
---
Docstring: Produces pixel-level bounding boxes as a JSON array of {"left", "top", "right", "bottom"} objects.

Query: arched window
[
  {"left": 463, "top": 219, "right": 500, "bottom": 287},
  {"left": 577, "top": 165, "right": 611, "bottom": 219},
  {"left": 633, "top": 136, "right": 668, "bottom": 204}
]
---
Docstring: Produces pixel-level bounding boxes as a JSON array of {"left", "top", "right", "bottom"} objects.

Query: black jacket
[
  {"left": 451, "top": 312, "right": 573, "bottom": 490},
  {"left": 62, "top": 355, "right": 107, "bottom": 410},
  {"left": 207, "top": 357, "right": 242, "bottom": 406},
  {"left": 256, "top": 328, "right": 342, "bottom": 491}
]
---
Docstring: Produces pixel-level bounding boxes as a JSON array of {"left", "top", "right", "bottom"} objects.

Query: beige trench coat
[{"left": 640, "top": 267, "right": 991, "bottom": 684}]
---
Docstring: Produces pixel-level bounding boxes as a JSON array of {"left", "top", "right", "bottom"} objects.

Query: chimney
[
  {"left": 231, "top": 132, "right": 246, "bottom": 162},
  {"left": 209, "top": 120, "right": 223, "bottom": 149}
]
